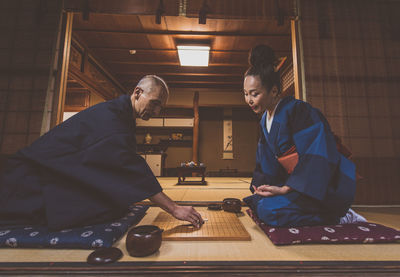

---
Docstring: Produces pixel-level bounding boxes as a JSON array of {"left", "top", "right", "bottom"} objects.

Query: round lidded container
[
  {"left": 126, "top": 225, "right": 163, "bottom": 257},
  {"left": 222, "top": 198, "right": 242, "bottom": 213}
]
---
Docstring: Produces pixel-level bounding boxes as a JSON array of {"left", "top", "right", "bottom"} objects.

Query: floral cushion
[
  {"left": 0, "top": 205, "right": 148, "bottom": 249},
  {"left": 246, "top": 209, "right": 400, "bottom": 245}
]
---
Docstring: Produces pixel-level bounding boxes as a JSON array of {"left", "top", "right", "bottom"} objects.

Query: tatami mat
[
  {"left": 161, "top": 188, "right": 250, "bottom": 202},
  {"left": 160, "top": 177, "right": 251, "bottom": 202},
  {"left": 0, "top": 178, "right": 399, "bottom": 264},
  {"left": 181, "top": 189, "right": 250, "bottom": 202},
  {"left": 0, "top": 207, "right": 399, "bottom": 263},
  {"left": 352, "top": 207, "right": 400, "bottom": 230},
  {"left": 158, "top": 177, "right": 250, "bottom": 189},
  {"left": 161, "top": 189, "right": 186, "bottom": 201}
]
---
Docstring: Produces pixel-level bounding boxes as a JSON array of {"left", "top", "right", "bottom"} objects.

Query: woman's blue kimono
[
  {"left": 244, "top": 96, "right": 356, "bottom": 227},
  {"left": 0, "top": 95, "right": 162, "bottom": 230}
]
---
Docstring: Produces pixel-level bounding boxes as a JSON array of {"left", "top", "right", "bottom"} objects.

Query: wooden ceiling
[{"left": 65, "top": 0, "right": 294, "bottom": 92}]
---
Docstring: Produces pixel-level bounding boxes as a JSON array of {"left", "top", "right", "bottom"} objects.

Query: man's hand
[
  {"left": 149, "top": 192, "right": 204, "bottom": 228},
  {"left": 252, "top": 185, "right": 291, "bottom": 197},
  {"left": 171, "top": 205, "right": 204, "bottom": 228}
]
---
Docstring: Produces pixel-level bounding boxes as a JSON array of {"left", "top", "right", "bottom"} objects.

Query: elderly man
[{"left": 0, "top": 75, "right": 203, "bottom": 230}]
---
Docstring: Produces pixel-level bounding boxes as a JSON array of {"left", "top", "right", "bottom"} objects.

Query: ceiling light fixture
[{"left": 177, "top": 45, "right": 210, "bottom": 66}]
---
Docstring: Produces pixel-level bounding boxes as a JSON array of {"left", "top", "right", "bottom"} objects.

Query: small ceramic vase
[{"left": 144, "top": 133, "right": 152, "bottom": 144}]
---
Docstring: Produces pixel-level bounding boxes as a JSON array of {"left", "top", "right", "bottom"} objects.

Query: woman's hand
[
  {"left": 172, "top": 206, "right": 204, "bottom": 228},
  {"left": 252, "top": 185, "right": 292, "bottom": 197}
]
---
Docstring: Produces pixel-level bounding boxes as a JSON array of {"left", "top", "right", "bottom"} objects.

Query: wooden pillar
[
  {"left": 192, "top": 91, "right": 199, "bottom": 164},
  {"left": 55, "top": 12, "right": 73, "bottom": 124},
  {"left": 291, "top": 0, "right": 307, "bottom": 101}
]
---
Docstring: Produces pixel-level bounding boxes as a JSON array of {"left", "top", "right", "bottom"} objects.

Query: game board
[{"left": 151, "top": 210, "right": 251, "bottom": 241}]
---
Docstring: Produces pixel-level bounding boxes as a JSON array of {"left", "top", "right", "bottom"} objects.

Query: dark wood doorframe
[
  {"left": 290, "top": 0, "right": 307, "bottom": 101},
  {"left": 56, "top": 12, "right": 74, "bottom": 125},
  {"left": 41, "top": 10, "right": 74, "bottom": 134}
]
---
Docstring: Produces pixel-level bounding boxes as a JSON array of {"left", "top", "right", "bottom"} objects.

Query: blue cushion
[{"left": 0, "top": 205, "right": 149, "bottom": 249}]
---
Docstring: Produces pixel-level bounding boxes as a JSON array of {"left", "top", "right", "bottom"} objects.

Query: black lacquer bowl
[
  {"left": 222, "top": 198, "right": 242, "bottom": 213},
  {"left": 126, "top": 225, "right": 163, "bottom": 257}
]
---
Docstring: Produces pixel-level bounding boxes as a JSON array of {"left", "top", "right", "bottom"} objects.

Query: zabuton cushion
[
  {"left": 0, "top": 205, "right": 148, "bottom": 249},
  {"left": 246, "top": 208, "right": 400, "bottom": 245}
]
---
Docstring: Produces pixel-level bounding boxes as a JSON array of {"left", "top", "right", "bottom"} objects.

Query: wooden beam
[
  {"left": 164, "top": 80, "right": 242, "bottom": 84},
  {"left": 64, "top": 0, "right": 177, "bottom": 15},
  {"left": 89, "top": 47, "right": 288, "bottom": 53},
  {"left": 72, "top": 34, "right": 127, "bottom": 94},
  {"left": 107, "top": 61, "right": 247, "bottom": 67},
  {"left": 68, "top": 66, "right": 114, "bottom": 100},
  {"left": 120, "top": 75, "right": 243, "bottom": 84},
  {"left": 118, "top": 72, "right": 243, "bottom": 77},
  {"left": 126, "top": 80, "right": 242, "bottom": 86},
  {"left": 134, "top": 82, "right": 242, "bottom": 90},
  {"left": 67, "top": 76, "right": 82, "bottom": 82},
  {"left": 73, "top": 29, "right": 291, "bottom": 37},
  {"left": 66, "top": 87, "right": 89, "bottom": 92},
  {"left": 88, "top": 47, "right": 291, "bottom": 59},
  {"left": 64, "top": 0, "right": 296, "bottom": 18},
  {"left": 112, "top": 64, "right": 248, "bottom": 75}
]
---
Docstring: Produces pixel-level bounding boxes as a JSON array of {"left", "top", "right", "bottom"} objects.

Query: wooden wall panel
[
  {"left": 300, "top": 0, "right": 400, "bottom": 204},
  {"left": 0, "top": 0, "right": 62, "bottom": 155}
]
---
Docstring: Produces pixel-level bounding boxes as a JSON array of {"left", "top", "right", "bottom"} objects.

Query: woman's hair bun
[{"left": 248, "top": 44, "right": 276, "bottom": 68}]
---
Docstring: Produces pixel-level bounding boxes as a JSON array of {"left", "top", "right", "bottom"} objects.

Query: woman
[{"left": 243, "top": 45, "right": 365, "bottom": 227}]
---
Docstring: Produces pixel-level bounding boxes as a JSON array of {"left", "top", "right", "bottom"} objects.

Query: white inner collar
[{"left": 266, "top": 99, "right": 281, "bottom": 133}]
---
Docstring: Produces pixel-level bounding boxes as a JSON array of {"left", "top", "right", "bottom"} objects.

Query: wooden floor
[{"left": 0, "top": 177, "right": 399, "bottom": 275}]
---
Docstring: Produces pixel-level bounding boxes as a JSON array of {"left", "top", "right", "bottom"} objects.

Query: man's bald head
[
  {"left": 137, "top": 75, "right": 169, "bottom": 103},
  {"left": 131, "top": 75, "right": 169, "bottom": 120}
]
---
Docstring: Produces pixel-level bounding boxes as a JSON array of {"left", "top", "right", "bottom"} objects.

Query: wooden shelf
[
  {"left": 137, "top": 139, "right": 192, "bottom": 153},
  {"left": 160, "top": 139, "right": 192, "bottom": 147},
  {"left": 135, "top": 113, "right": 195, "bottom": 159},
  {"left": 135, "top": 128, "right": 193, "bottom": 136},
  {"left": 136, "top": 117, "right": 194, "bottom": 128},
  {"left": 137, "top": 143, "right": 168, "bottom": 153}
]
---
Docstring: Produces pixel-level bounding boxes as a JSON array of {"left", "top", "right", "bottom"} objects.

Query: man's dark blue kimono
[
  {"left": 0, "top": 95, "right": 162, "bottom": 230},
  {"left": 245, "top": 96, "right": 356, "bottom": 227}
]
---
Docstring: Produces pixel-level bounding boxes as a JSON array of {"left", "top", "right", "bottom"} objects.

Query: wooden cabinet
[
  {"left": 141, "top": 154, "right": 163, "bottom": 176},
  {"left": 136, "top": 112, "right": 195, "bottom": 175},
  {"left": 163, "top": 118, "right": 193, "bottom": 127},
  {"left": 135, "top": 117, "right": 194, "bottom": 150},
  {"left": 136, "top": 117, "right": 193, "bottom": 128},
  {"left": 136, "top": 118, "right": 164, "bottom": 127}
]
